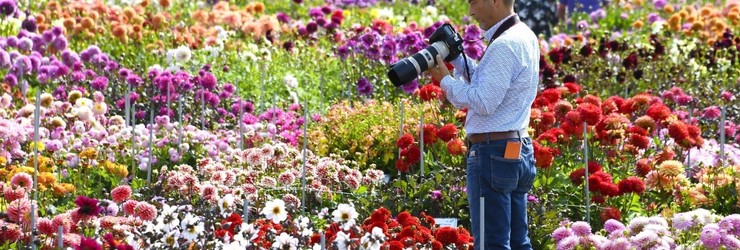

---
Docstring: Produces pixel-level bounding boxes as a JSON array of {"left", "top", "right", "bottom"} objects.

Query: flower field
[{"left": 0, "top": 0, "right": 739, "bottom": 249}]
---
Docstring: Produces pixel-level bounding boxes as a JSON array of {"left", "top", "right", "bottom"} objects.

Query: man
[{"left": 429, "top": 0, "right": 538, "bottom": 249}]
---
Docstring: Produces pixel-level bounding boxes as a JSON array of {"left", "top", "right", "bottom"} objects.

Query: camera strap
[
  {"left": 486, "top": 15, "right": 521, "bottom": 50},
  {"left": 463, "top": 15, "right": 521, "bottom": 83}
]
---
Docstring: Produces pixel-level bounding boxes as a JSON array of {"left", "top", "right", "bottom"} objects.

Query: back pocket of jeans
[{"left": 489, "top": 155, "right": 522, "bottom": 193}]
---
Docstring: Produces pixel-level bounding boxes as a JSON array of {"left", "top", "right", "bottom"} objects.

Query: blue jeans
[{"left": 466, "top": 137, "right": 536, "bottom": 250}]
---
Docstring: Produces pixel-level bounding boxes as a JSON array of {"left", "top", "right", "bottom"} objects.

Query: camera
[{"left": 388, "top": 23, "right": 464, "bottom": 87}]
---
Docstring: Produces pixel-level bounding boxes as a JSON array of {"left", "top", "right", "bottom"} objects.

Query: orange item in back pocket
[{"left": 504, "top": 141, "right": 521, "bottom": 160}]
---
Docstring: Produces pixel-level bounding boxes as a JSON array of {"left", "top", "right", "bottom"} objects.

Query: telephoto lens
[{"left": 388, "top": 23, "right": 463, "bottom": 87}]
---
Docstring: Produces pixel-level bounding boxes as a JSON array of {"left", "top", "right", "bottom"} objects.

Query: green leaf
[
  {"left": 354, "top": 185, "right": 368, "bottom": 195},
  {"left": 393, "top": 180, "right": 408, "bottom": 190},
  {"left": 629, "top": 195, "right": 644, "bottom": 214},
  {"left": 652, "top": 136, "right": 663, "bottom": 149}
]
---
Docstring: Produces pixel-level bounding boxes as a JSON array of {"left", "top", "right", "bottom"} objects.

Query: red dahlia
[
  {"left": 419, "top": 84, "right": 443, "bottom": 102},
  {"left": 646, "top": 102, "right": 672, "bottom": 122},
  {"left": 563, "top": 82, "right": 582, "bottom": 94},
  {"left": 422, "top": 124, "right": 438, "bottom": 145},
  {"left": 599, "top": 183, "right": 621, "bottom": 197},
  {"left": 434, "top": 227, "right": 459, "bottom": 245},
  {"left": 603, "top": 96, "right": 625, "bottom": 114},
  {"left": 582, "top": 94, "right": 603, "bottom": 107},
  {"left": 601, "top": 207, "right": 622, "bottom": 221},
  {"left": 630, "top": 134, "right": 651, "bottom": 149},
  {"left": 541, "top": 112, "right": 556, "bottom": 128},
  {"left": 577, "top": 103, "right": 602, "bottom": 126},
  {"left": 635, "top": 158, "right": 652, "bottom": 177},
  {"left": 397, "top": 133, "right": 414, "bottom": 148},
  {"left": 437, "top": 124, "right": 458, "bottom": 142},
  {"left": 618, "top": 176, "right": 646, "bottom": 194},
  {"left": 541, "top": 88, "right": 562, "bottom": 103}
]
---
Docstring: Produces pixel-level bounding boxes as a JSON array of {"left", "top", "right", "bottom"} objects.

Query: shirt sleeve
[
  {"left": 440, "top": 42, "right": 520, "bottom": 116},
  {"left": 448, "top": 54, "right": 478, "bottom": 83}
]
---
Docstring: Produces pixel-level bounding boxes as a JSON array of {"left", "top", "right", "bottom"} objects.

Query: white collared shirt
[{"left": 440, "top": 14, "right": 540, "bottom": 134}]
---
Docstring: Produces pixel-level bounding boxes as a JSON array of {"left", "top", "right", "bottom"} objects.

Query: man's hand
[{"left": 429, "top": 55, "right": 451, "bottom": 83}]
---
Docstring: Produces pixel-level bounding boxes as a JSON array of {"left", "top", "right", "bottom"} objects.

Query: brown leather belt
[{"left": 466, "top": 129, "right": 529, "bottom": 145}]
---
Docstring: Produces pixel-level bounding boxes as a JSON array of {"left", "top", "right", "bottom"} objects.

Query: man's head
[{"left": 467, "top": 0, "right": 515, "bottom": 31}]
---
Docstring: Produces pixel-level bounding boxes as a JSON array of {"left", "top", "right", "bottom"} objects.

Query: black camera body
[
  {"left": 429, "top": 24, "right": 465, "bottom": 62},
  {"left": 388, "top": 23, "right": 464, "bottom": 87}
]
